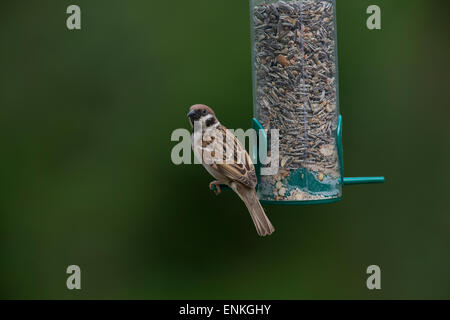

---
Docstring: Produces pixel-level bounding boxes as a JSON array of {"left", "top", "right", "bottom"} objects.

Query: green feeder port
[{"left": 252, "top": 115, "right": 384, "bottom": 205}]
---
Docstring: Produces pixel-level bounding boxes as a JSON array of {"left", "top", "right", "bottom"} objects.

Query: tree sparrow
[{"left": 187, "top": 104, "right": 275, "bottom": 237}]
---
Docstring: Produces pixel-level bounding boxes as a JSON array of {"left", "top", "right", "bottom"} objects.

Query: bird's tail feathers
[{"left": 233, "top": 183, "right": 275, "bottom": 237}]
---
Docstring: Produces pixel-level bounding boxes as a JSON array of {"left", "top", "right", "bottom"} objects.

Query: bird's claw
[{"left": 209, "top": 181, "right": 222, "bottom": 195}]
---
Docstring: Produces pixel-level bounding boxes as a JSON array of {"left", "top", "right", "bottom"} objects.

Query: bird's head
[{"left": 187, "top": 104, "right": 218, "bottom": 129}]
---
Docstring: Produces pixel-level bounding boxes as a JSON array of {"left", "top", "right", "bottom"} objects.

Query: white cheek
[{"left": 200, "top": 114, "right": 213, "bottom": 125}]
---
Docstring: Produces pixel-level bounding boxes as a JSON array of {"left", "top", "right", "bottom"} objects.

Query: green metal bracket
[
  {"left": 251, "top": 117, "right": 266, "bottom": 178},
  {"left": 336, "top": 115, "right": 385, "bottom": 186}
]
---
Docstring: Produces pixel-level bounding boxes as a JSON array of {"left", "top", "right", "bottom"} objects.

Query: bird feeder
[
  {"left": 250, "top": 0, "right": 384, "bottom": 204},
  {"left": 211, "top": 0, "right": 384, "bottom": 203}
]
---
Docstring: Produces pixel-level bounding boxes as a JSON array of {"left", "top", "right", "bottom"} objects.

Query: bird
[{"left": 187, "top": 104, "right": 275, "bottom": 237}]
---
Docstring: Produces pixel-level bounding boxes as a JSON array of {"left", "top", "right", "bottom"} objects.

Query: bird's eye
[{"left": 202, "top": 109, "right": 207, "bottom": 115}]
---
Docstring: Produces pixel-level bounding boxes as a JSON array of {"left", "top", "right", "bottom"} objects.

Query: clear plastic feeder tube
[{"left": 250, "top": 0, "right": 341, "bottom": 202}]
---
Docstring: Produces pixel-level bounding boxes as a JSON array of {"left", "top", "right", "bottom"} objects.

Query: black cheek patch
[{"left": 206, "top": 117, "right": 217, "bottom": 127}]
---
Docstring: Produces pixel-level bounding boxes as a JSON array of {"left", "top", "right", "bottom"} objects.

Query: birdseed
[{"left": 251, "top": 0, "right": 341, "bottom": 201}]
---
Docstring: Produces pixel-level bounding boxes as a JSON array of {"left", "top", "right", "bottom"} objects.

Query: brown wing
[{"left": 210, "top": 125, "right": 257, "bottom": 189}]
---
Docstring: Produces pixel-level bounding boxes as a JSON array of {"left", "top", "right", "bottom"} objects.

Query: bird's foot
[{"left": 209, "top": 181, "right": 222, "bottom": 195}]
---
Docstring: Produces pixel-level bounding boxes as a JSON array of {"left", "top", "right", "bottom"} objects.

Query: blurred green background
[{"left": 0, "top": 0, "right": 449, "bottom": 299}]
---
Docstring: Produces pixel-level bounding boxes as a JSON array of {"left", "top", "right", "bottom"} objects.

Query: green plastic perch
[{"left": 343, "top": 177, "right": 385, "bottom": 185}]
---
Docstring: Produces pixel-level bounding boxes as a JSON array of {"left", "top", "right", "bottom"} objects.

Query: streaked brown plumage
[{"left": 187, "top": 104, "right": 275, "bottom": 236}]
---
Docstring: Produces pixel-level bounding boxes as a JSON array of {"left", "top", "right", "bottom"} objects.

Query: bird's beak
[{"left": 187, "top": 110, "right": 196, "bottom": 119}]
